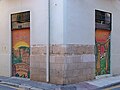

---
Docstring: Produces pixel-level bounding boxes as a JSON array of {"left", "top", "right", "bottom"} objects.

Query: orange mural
[{"left": 12, "top": 29, "right": 30, "bottom": 78}]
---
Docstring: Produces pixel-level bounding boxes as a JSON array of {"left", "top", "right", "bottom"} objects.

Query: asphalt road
[
  {"left": 104, "top": 84, "right": 120, "bottom": 90},
  {"left": 0, "top": 84, "right": 17, "bottom": 90},
  {"left": 0, "top": 84, "right": 25, "bottom": 90}
]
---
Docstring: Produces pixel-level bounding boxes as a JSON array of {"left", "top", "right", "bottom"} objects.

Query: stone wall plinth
[
  {"left": 30, "top": 44, "right": 46, "bottom": 82},
  {"left": 30, "top": 44, "right": 95, "bottom": 84}
]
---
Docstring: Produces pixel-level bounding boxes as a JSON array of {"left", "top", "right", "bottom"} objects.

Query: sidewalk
[
  {"left": 0, "top": 75, "right": 120, "bottom": 90},
  {"left": 87, "top": 75, "right": 120, "bottom": 88}
]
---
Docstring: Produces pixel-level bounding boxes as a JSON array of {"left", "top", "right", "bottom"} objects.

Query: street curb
[
  {"left": 0, "top": 81, "right": 44, "bottom": 90},
  {"left": 97, "top": 81, "right": 120, "bottom": 89},
  {"left": 0, "top": 81, "right": 19, "bottom": 88}
]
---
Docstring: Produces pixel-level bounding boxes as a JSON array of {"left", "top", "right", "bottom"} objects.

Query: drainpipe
[{"left": 46, "top": 0, "right": 50, "bottom": 83}]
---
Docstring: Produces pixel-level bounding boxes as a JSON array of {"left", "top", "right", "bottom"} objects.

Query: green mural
[{"left": 12, "top": 46, "right": 30, "bottom": 78}]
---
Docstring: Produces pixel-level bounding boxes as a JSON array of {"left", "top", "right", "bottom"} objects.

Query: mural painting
[
  {"left": 95, "top": 30, "right": 111, "bottom": 76},
  {"left": 11, "top": 11, "right": 30, "bottom": 78}
]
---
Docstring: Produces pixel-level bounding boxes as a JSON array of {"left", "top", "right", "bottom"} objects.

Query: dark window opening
[{"left": 95, "top": 10, "right": 112, "bottom": 30}]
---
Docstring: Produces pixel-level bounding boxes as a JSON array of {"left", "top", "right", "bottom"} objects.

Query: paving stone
[{"left": 60, "top": 86, "right": 76, "bottom": 90}]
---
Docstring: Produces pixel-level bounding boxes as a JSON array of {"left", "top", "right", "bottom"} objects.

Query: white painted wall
[
  {"left": 64, "top": 0, "right": 114, "bottom": 44},
  {"left": 64, "top": 0, "right": 120, "bottom": 75},
  {"left": 50, "top": 0, "right": 64, "bottom": 44},
  {"left": 111, "top": 0, "right": 120, "bottom": 75}
]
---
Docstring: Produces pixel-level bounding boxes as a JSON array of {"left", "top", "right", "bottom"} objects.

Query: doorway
[
  {"left": 95, "top": 10, "right": 111, "bottom": 76},
  {"left": 11, "top": 11, "right": 30, "bottom": 78}
]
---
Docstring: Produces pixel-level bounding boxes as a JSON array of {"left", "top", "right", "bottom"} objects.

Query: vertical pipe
[{"left": 46, "top": 0, "right": 50, "bottom": 82}]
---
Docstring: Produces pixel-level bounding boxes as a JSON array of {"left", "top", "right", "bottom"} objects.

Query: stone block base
[
  {"left": 30, "top": 44, "right": 46, "bottom": 82},
  {"left": 30, "top": 44, "right": 95, "bottom": 84}
]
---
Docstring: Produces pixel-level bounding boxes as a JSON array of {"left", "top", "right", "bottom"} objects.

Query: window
[
  {"left": 11, "top": 11, "right": 30, "bottom": 30},
  {"left": 95, "top": 10, "right": 111, "bottom": 30}
]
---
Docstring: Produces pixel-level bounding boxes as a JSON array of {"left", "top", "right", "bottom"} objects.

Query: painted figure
[{"left": 95, "top": 30, "right": 110, "bottom": 76}]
